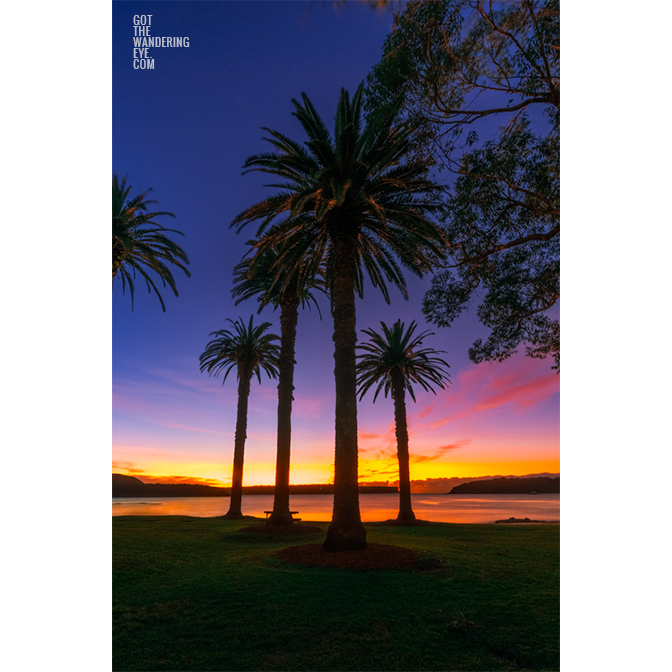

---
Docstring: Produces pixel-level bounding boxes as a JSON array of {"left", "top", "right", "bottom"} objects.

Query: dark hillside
[
  {"left": 112, "top": 474, "right": 397, "bottom": 497},
  {"left": 112, "top": 474, "right": 230, "bottom": 497},
  {"left": 449, "top": 477, "right": 560, "bottom": 494}
]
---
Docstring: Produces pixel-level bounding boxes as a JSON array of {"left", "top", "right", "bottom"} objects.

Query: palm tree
[
  {"left": 357, "top": 320, "right": 450, "bottom": 524},
  {"left": 199, "top": 316, "right": 280, "bottom": 518},
  {"left": 113, "top": 174, "right": 190, "bottom": 311},
  {"left": 232, "top": 241, "right": 324, "bottom": 526},
  {"left": 232, "top": 85, "right": 445, "bottom": 551}
]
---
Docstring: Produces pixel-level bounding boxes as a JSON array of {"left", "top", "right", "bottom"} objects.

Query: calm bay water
[{"left": 112, "top": 493, "right": 559, "bottom": 524}]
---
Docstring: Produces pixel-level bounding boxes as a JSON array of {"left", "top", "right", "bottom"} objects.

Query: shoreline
[
  {"left": 112, "top": 513, "right": 560, "bottom": 525},
  {"left": 113, "top": 493, "right": 559, "bottom": 525}
]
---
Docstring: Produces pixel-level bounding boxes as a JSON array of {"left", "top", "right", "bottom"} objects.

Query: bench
[{"left": 264, "top": 510, "right": 300, "bottom": 524}]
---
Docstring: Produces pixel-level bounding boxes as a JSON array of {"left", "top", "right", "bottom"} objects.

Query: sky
[{"left": 112, "top": 0, "right": 560, "bottom": 488}]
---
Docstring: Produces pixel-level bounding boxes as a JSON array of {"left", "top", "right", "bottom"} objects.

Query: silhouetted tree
[
  {"left": 199, "top": 316, "right": 280, "bottom": 518},
  {"left": 232, "top": 85, "right": 445, "bottom": 550},
  {"left": 232, "top": 242, "right": 324, "bottom": 526},
  {"left": 232, "top": 86, "right": 444, "bottom": 551},
  {"left": 366, "top": 0, "right": 559, "bottom": 369},
  {"left": 357, "top": 320, "right": 450, "bottom": 523},
  {"left": 112, "top": 174, "right": 190, "bottom": 311}
]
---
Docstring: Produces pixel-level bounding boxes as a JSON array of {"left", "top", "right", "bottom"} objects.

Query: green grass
[{"left": 113, "top": 517, "right": 559, "bottom": 671}]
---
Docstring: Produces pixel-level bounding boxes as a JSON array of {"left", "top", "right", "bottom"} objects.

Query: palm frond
[
  {"left": 231, "top": 85, "right": 446, "bottom": 305},
  {"left": 199, "top": 316, "right": 280, "bottom": 384},
  {"left": 113, "top": 173, "right": 190, "bottom": 311},
  {"left": 356, "top": 320, "right": 451, "bottom": 402},
  {"left": 232, "top": 239, "right": 326, "bottom": 317}
]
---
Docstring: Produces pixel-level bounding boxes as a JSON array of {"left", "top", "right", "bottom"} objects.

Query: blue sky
[{"left": 112, "top": 1, "right": 559, "bottom": 486}]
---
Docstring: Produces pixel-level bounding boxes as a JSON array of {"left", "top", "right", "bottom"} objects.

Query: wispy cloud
[
  {"left": 436, "top": 441, "right": 468, "bottom": 453},
  {"left": 358, "top": 422, "right": 397, "bottom": 449},
  {"left": 358, "top": 431, "right": 384, "bottom": 441},
  {"left": 359, "top": 464, "right": 399, "bottom": 480},
  {"left": 112, "top": 460, "right": 145, "bottom": 474},
  {"left": 160, "top": 422, "right": 227, "bottom": 436},
  {"left": 410, "top": 439, "right": 470, "bottom": 463},
  {"left": 113, "top": 364, "right": 246, "bottom": 437},
  {"left": 292, "top": 393, "right": 327, "bottom": 419},
  {"left": 410, "top": 454, "right": 440, "bottom": 464},
  {"left": 417, "top": 401, "right": 436, "bottom": 420},
  {"left": 419, "top": 354, "right": 559, "bottom": 429}
]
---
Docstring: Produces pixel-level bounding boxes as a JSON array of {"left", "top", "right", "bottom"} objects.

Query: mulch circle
[
  {"left": 239, "top": 524, "right": 323, "bottom": 535},
  {"left": 276, "top": 542, "right": 417, "bottom": 570}
]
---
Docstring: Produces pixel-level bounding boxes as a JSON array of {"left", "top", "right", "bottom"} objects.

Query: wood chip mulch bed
[{"left": 276, "top": 543, "right": 417, "bottom": 570}]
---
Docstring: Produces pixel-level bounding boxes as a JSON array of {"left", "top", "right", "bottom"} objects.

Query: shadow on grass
[
  {"left": 239, "top": 524, "right": 324, "bottom": 535},
  {"left": 220, "top": 523, "right": 325, "bottom": 545}
]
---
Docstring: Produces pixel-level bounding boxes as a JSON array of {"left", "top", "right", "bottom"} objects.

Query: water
[{"left": 112, "top": 493, "right": 559, "bottom": 524}]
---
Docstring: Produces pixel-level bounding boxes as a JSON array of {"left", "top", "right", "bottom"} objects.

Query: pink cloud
[
  {"left": 421, "top": 354, "right": 559, "bottom": 428},
  {"left": 358, "top": 422, "right": 397, "bottom": 445},
  {"left": 410, "top": 439, "right": 470, "bottom": 463},
  {"left": 436, "top": 441, "right": 470, "bottom": 453},
  {"left": 417, "top": 401, "right": 436, "bottom": 420},
  {"left": 359, "top": 431, "right": 384, "bottom": 441},
  {"left": 292, "top": 394, "right": 327, "bottom": 419},
  {"left": 428, "top": 417, "right": 452, "bottom": 430}
]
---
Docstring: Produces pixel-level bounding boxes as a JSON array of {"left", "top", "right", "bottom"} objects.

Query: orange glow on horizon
[{"left": 115, "top": 458, "right": 559, "bottom": 487}]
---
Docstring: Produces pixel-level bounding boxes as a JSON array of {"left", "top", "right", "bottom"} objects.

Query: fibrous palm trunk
[
  {"left": 224, "top": 367, "right": 251, "bottom": 518},
  {"left": 268, "top": 298, "right": 300, "bottom": 526},
  {"left": 323, "top": 228, "right": 367, "bottom": 551},
  {"left": 391, "top": 369, "right": 416, "bottom": 524}
]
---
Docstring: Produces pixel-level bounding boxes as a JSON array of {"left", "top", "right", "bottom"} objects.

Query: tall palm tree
[
  {"left": 112, "top": 174, "right": 190, "bottom": 311},
  {"left": 232, "top": 241, "right": 324, "bottom": 526},
  {"left": 357, "top": 320, "right": 451, "bottom": 524},
  {"left": 232, "top": 85, "right": 445, "bottom": 551},
  {"left": 199, "top": 316, "right": 280, "bottom": 518}
]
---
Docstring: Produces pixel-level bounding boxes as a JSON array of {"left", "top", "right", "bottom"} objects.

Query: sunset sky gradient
[{"left": 112, "top": 1, "right": 559, "bottom": 488}]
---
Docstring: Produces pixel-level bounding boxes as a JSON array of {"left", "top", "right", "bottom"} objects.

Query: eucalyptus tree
[
  {"left": 199, "top": 316, "right": 280, "bottom": 518},
  {"left": 366, "top": 0, "right": 560, "bottom": 369},
  {"left": 112, "top": 174, "right": 190, "bottom": 311},
  {"left": 231, "top": 85, "right": 445, "bottom": 551},
  {"left": 357, "top": 320, "right": 450, "bottom": 524},
  {"left": 232, "top": 241, "right": 324, "bottom": 526}
]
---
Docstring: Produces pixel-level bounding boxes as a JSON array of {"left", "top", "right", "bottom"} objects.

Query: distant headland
[
  {"left": 448, "top": 477, "right": 560, "bottom": 494},
  {"left": 113, "top": 474, "right": 229, "bottom": 498},
  {"left": 112, "top": 473, "right": 398, "bottom": 498},
  {"left": 113, "top": 473, "right": 560, "bottom": 497}
]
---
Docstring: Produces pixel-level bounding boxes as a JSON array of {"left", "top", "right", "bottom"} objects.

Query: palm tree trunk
[
  {"left": 225, "top": 368, "right": 251, "bottom": 518},
  {"left": 323, "top": 230, "right": 367, "bottom": 552},
  {"left": 391, "top": 370, "right": 416, "bottom": 524},
  {"left": 268, "top": 298, "right": 300, "bottom": 526}
]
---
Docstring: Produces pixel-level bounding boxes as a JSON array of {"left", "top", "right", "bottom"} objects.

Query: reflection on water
[{"left": 113, "top": 493, "right": 559, "bottom": 524}]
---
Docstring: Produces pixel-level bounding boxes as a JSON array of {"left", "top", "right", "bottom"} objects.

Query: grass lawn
[{"left": 113, "top": 517, "right": 559, "bottom": 671}]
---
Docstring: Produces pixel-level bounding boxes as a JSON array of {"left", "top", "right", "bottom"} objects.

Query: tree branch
[{"left": 449, "top": 224, "right": 560, "bottom": 267}]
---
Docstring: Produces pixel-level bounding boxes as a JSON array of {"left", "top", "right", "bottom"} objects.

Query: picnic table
[{"left": 263, "top": 510, "right": 301, "bottom": 524}]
